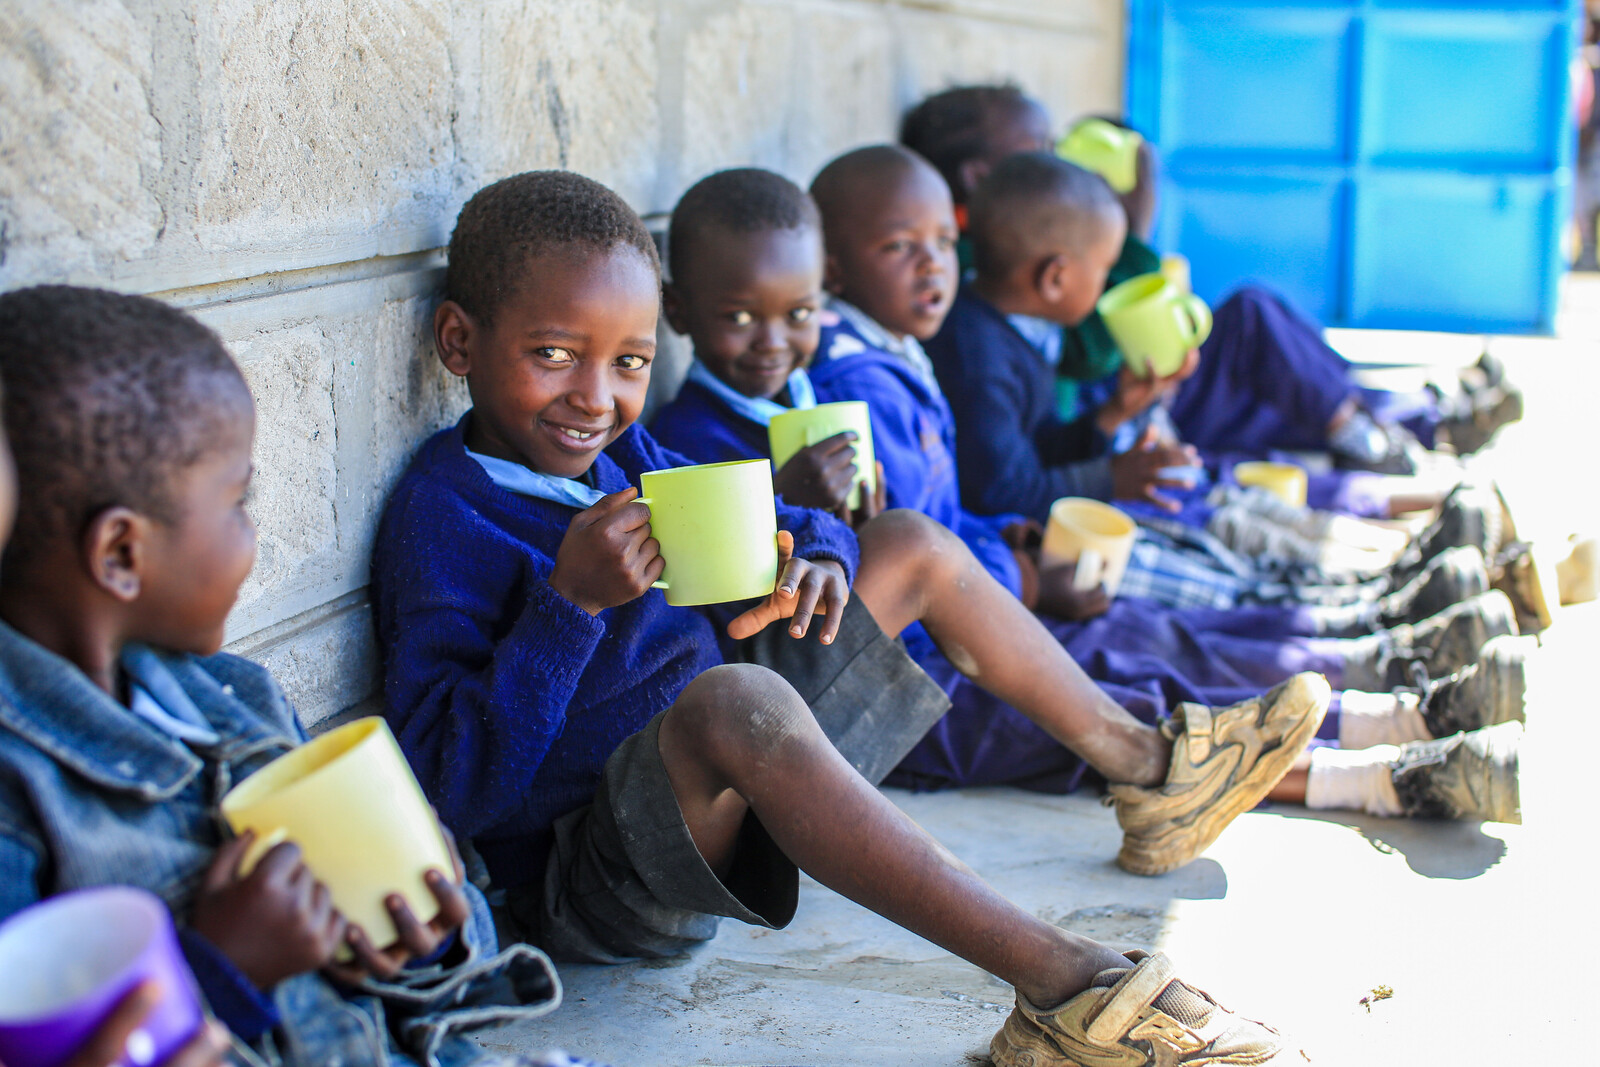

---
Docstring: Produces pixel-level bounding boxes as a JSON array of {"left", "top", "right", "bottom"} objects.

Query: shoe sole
[
  {"left": 1478, "top": 635, "right": 1531, "bottom": 726},
  {"left": 1115, "top": 674, "right": 1331, "bottom": 877},
  {"left": 1462, "top": 721, "right": 1523, "bottom": 825}
]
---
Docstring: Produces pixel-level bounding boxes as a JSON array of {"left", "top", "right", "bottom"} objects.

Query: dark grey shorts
[{"left": 512, "top": 597, "right": 951, "bottom": 963}]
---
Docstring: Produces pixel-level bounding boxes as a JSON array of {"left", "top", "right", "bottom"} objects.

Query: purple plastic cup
[{"left": 0, "top": 887, "right": 204, "bottom": 1067}]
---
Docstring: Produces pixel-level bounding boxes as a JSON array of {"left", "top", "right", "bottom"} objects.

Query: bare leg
[
  {"left": 658, "top": 664, "right": 1130, "bottom": 1005},
  {"left": 1268, "top": 750, "right": 1312, "bottom": 803},
  {"left": 850, "top": 511, "right": 1170, "bottom": 787}
]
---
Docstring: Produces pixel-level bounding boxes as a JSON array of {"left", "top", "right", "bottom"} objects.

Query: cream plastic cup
[
  {"left": 220, "top": 717, "right": 453, "bottom": 948},
  {"left": 1234, "top": 461, "right": 1309, "bottom": 508},
  {"left": 1097, "top": 272, "right": 1213, "bottom": 377},
  {"left": 639, "top": 458, "right": 780, "bottom": 606},
  {"left": 768, "top": 402, "right": 876, "bottom": 512},
  {"left": 1056, "top": 119, "right": 1142, "bottom": 194},
  {"left": 1039, "top": 498, "right": 1138, "bottom": 598}
]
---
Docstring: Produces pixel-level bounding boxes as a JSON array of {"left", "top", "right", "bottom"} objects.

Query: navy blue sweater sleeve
[
  {"left": 649, "top": 385, "right": 770, "bottom": 465},
  {"left": 929, "top": 295, "right": 1115, "bottom": 522},
  {"left": 178, "top": 928, "right": 280, "bottom": 1040},
  {"left": 374, "top": 484, "right": 609, "bottom": 839}
]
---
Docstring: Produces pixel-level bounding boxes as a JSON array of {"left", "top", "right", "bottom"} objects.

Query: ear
[
  {"left": 660, "top": 281, "right": 691, "bottom": 337},
  {"left": 956, "top": 158, "right": 991, "bottom": 202},
  {"left": 434, "top": 300, "right": 476, "bottom": 379},
  {"left": 81, "top": 507, "right": 150, "bottom": 603},
  {"left": 1035, "top": 253, "right": 1072, "bottom": 306},
  {"left": 822, "top": 251, "right": 845, "bottom": 297}
]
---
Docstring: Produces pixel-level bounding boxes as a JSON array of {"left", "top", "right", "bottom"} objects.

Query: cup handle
[
  {"left": 635, "top": 495, "right": 668, "bottom": 589},
  {"left": 1174, "top": 294, "right": 1213, "bottom": 349},
  {"left": 1072, "top": 549, "right": 1104, "bottom": 591}
]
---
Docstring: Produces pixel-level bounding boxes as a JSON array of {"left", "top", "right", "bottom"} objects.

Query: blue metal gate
[{"left": 1126, "top": 0, "right": 1581, "bottom": 333}]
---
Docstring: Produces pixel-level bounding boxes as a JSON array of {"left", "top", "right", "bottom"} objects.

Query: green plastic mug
[
  {"left": 1097, "top": 272, "right": 1213, "bottom": 378},
  {"left": 768, "top": 401, "right": 877, "bottom": 512},
  {"left": 638, "top": 459, "right": 780, "bottom": 606},
  {"left": 1056, "top": 119, "right": 1142, "bottom": 194}
]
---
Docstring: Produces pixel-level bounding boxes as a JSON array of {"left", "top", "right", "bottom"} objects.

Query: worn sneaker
[
  {"left": 1377, "top": 545, "right": 1490, "bottom": 627},
  {"left": 990, "top": 951, "right": 1309, "bottom": 1066},
  {"left": 1412, "top": 634, "right": 1533, "bottom": 738},
  {"left": 1110, "top": 674, "right": 1329, "bottom": 876},
  {"left": 1391, "top": 721, "right": 1522, "bottom": 824},
  {"left": 1344, "top": 590, "right": 1519, "bottom": 691},
  {"left": 1491, "top": 542, "right": 1555, "bottom": 634},
  {"left": 1392, "top": 479, "right": 1506, "bottom": 585}
]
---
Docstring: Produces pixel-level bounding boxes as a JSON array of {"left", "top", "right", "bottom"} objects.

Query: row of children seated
[{"left": 0, "top": 83, "right": 1535, "bottom": 1067}]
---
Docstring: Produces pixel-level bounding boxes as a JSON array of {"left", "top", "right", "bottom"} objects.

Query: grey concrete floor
[{"left": 482, "top": 276, "right": 1600, "bottom": 1066}]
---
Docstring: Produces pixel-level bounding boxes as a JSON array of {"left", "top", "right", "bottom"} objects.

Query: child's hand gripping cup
[
  {"left": 219, "top": 717, "right": 455, "bottom": 950},
  {"left": 1097, "top": 272, "right": 1212, "bottom": 378},
  {"left": 638, "top": 458, "right": 782, "bottom": 606},
  {"left": 767, "top": 402, "right": 877, "bottom": 513},
  {"left": 0, "top": 887, "right": 205, "bottom": 1067},
  {"left": 1039, "top": 498, "right": 1138, "bottom": 600}
]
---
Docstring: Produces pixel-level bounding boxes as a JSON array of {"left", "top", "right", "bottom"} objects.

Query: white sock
[
  {"left": 1305, "top": 746, "right": 1404, "bottom": 816},
  {"left": 1337, "top": 691, "right": 1432, "bottom": 749}
]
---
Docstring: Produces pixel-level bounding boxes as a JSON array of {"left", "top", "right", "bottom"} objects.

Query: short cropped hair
[
  {"left": 809, "top": 144, "right": 928, "bottom": 241},
  {"left": 0, "top": 285, "right": 247, "bottom": 566},
  {"left": 446, "top": 171, "right": 660, "bottom": 324},
  {"left": 967, "top": 152, "right": 1123, "bottom": 279},
  {"left": 900, "top": 84, "right": 1034, "bottom": 202},
  {"left": 668, "top": 168, "right": 820, "bottom": 283}
]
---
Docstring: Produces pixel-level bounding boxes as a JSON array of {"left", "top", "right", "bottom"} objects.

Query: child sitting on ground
[
  {"left": 649, "top": 161, "right": 1525, "bottom": 822},
  {"left": 370, "top": 169, "right": 1332, "bottom": 1066},
  {"left": 0, "top": 286, "right": 571, "bottom": 1067}
]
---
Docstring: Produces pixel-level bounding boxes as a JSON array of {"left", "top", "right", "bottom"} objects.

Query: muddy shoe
[
  {"left": 1491, "top": 542, "right": 1555, "bottom": 634},
  {"left": 1392, "top": 720, "right": 1522, "bottom": 824},
  {"left": 990, "top": 951, "right": 1309, "bottom": 1066},
  {"left": 1378, "top": 545, "right": 1489, "bottom": 626},
  {"left": 1390, "top": 479, "right": 1506, "bottom": 585},
  {"left": 1110, "top": 674, "right": 1329, "bottom": 876},
  {"left": 1344, "top": 590, "right": 1518, "bottom": 691},
  {"left": 1413, "top": 634, "right": 1533, "bottom": 738}
]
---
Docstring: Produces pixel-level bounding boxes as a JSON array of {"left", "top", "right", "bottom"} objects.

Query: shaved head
[
  {"left": 968, "top": 152, "right": 1124, "bottom": 281},
  {"left": 810, "top": 145, "right": 944, "bottom": 247}
]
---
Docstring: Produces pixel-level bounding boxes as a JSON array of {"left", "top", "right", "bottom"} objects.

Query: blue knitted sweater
[{"left": 371, "top": 415, "right": 859, "bottom": 890}]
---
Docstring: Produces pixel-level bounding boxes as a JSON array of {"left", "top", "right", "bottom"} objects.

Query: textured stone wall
[{"left": 0, "top": 0, "right": 1122, "bottom": 725}]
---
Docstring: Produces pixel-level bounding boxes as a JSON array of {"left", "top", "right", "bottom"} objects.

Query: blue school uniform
[
  {"left": 370, "top": 416, "right": 857, "bottom": 892},
  {"left": 925, "top": 283, "right": 1114, "bottom": 522},
  {"left": 0, "top": 623, "right": 560, "bottom": 1067}
]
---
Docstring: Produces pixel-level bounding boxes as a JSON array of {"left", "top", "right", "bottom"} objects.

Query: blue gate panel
[
  {"left": 1162, "top": 9, "right": 1353, "bottom": 160},
  {"left": 1164, "top": 173, "right": 1348, "bottom": 322},
  {"left": 1362, "top": 12, "right": 1569, "bottom": 168},
  {"left": 1127, "top": 0, "right": 1579, "bottom": 333},
  {"left": 1351, "top": 171, "right": 1559, "bottom": 330}
]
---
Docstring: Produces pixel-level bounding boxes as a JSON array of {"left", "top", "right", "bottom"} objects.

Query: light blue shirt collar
[
  {"left": 467, "top": 449, "right": 608, "bottom": 510},
  {"left": 684, "top": 359, "right": 815, "bottom": 428},
  {"left": 1007, "top": 312, "right": 1064, "bottom": 368},
  {"left": 825, "top": 297, "right": 941, "bottom": 393},
  {"left": 121, "top": 645, "right": 221, "bottom": 747}
]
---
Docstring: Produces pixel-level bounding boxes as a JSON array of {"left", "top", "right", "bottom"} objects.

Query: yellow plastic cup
[
  {"left": 1039, "top": 498, "right": 1139, "bottom": 599},
  {"left": 639, "top": 458, "right": 780, "bottom": 606},
  {"left": 1160, "top": 253, "right": 1192, "bottom": 294},
  {"left": 1097, "top": 272, "right": 1213, "bottom": 378},
  {"left": 767, "top": 402, "right": 877, "bottom": 512},
  {"left": 1056, "top": 119, "right": 1143, "bottom": 194},
  {"left": 220, "top": 718, "right": 453, "bottom": 948},
  {"left": 1234, "top": 461, "right": 1309, "bottom": 508}
]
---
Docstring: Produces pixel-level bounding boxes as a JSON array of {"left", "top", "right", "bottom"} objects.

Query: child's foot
[
  {"left": 1391, "top": 479, "right": 1506, "bottom": 583},
  {"left": 1377, "top": 545, "right": 1489, "bottom": 626},
  {"left": 1392, "top": 720, "right": 1522, "bottom": 824},
  {"left": 1344, "top": 590, "right": 1518, "bottom": 691},
  {"left": 990, "top": 951, "right": 1309, "bottom": 1066},
  {"left": 1110, "top": 674, "right": 1329, "bottom": 876},
  {"left": 1413, "top": 633, "right": 1532, "bottom": 738},
  {"left": 1491, "top": 542, "right": 1555, "bottom": 634}
]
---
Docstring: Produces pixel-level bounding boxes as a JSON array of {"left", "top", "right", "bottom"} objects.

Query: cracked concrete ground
[{"left": 480, "top": 277, "right": 1600, "bottom": 1066}]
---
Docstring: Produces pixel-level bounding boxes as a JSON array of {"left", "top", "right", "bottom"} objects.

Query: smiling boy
[{"left": 371, "top": 170, "right": 1330, "bottom": 1066}]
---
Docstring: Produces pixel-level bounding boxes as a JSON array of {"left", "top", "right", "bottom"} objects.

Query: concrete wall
[{"left": 0, "top": 0, "right": 1123, "bottom": 726}]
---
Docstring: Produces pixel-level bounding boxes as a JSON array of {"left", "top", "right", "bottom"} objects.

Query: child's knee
[
  {"left": 672, "top": 663, "right": 817, "bottom": 762},
  {"left": 861, "top": 508, "right": 968, "bottom": 579}
]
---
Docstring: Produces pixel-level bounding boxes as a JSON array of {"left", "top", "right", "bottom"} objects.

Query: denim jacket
[{"left": 0, "top": 621, "right": 562, "bottom": 1067}]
